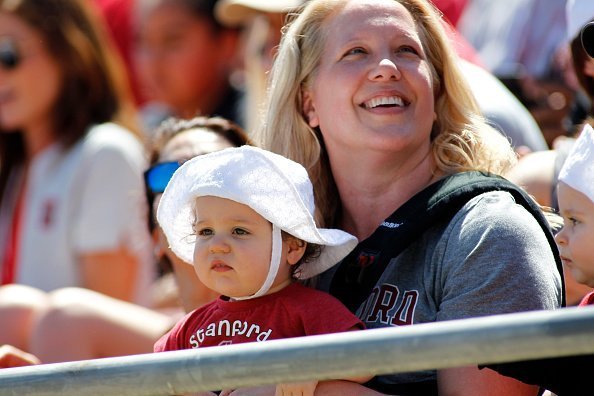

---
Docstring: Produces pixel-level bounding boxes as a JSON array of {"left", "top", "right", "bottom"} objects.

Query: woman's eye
[
  {"left": 569, "top": 217, "right": 579, "bottom": 226},
  {"left": 344, "top": 47, "right": 366, "bottom": 57},
  {"left": 233, "top": 228, "right": 249, "bottom": 236},
  {"left": 398, "top": 46, "right": 418, "bottom": 55}
]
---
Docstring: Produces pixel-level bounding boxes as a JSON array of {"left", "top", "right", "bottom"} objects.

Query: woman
[
  {"left": 254, "top": 0, "right": 562, "bottom": 394},
  {"left": 0, "top": 0, "right": 151, "bottom": 350}
]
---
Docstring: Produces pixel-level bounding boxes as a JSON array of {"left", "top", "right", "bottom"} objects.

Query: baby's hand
[
  {"left": 0, "top": 345, "right": 40, "bottom": 368},
  {"left": 275, "top": 380, "right": 318, "bottom": 396}
]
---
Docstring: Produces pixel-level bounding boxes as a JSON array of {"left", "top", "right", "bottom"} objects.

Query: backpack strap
[{"left": 330, "top": 171, "right": 565, "bottom": 312}]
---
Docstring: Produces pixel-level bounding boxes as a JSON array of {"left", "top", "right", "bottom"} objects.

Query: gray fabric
[{"left": 321, "top": 190, "right": 562, "bottom": 388}]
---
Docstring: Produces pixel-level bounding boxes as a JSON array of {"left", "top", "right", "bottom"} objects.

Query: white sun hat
[
  {"left": 215, "top": 0, "right": 304, "bottom": 27},
  {"left": 157, "top": 145, "right": 357, "bottom": 298},
  {"left": 559, "top": 124, "right": 594, "bottom": 203},
  {"left": 566, "top": 0, "right": 594, "bottom": 42}
]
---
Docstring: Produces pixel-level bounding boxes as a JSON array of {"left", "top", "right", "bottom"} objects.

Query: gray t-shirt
[{"left": 321, "top": 190, "right": 562, "bottom": 390}]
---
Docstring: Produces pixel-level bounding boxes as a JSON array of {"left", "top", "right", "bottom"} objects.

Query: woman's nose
[{"left": 368, "top": 58, "right": 401, "bottom": 81}]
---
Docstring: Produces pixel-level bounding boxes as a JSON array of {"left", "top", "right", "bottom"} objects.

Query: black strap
[{"left": 330, "top": 171, "right": 565, "bottom": 312}]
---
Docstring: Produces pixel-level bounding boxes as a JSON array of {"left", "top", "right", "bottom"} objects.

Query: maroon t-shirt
[
  {"left": 154, "top": 282, "right": 364, "bottom": 351},
  {"left": 579, "top": 290, "right": 594, "bottom": 306}
]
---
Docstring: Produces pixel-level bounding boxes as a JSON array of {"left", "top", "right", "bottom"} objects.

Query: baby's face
[
  {"left": 192, "top": 196, "right": 292, "bottom": 298},
  {"left": 555, "top": 182, "right": 594, "bottom": 287}
]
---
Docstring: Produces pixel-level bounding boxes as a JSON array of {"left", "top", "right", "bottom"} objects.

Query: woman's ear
[
  {"left": 286, "top": 237, "right": 307, "bottom": 266},
  {"left": 301, "top": 89, "right": 320, "bottom": 128}
]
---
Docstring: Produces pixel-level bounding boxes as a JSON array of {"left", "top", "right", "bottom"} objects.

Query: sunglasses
[
  {"left": 582, "top": 21, "right": 594, "bottom": 59},
  {"left": 144, "top": 161, "right": 181, "bottom": 194},
  {"left": 0, "top": 39, "right": 20, "bottom": 71}
]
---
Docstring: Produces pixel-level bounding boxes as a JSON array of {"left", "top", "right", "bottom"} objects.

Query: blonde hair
[{"left": 253, "top": 0, "right": 517, "bottom": 227}]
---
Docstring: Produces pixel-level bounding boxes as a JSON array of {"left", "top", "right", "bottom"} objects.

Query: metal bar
[{"left": 1, "top": 306, "right": 594, "bottom": 395}]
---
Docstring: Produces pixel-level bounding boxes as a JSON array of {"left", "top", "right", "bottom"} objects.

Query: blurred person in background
[
  {"left": 0, "top": 0, "right": 153, "bottom": 353},
  {"left": 92, "top": 0, "right": 146, "bottom": 106},
  {"left": 457, "top": 0, "right": 572, "bottom": 145},
  {"left": 2, "top": 116, "right": 249, "bottom": 365},
  {"left": 134, "top": 0, "right": 244, "bottom": 134}
]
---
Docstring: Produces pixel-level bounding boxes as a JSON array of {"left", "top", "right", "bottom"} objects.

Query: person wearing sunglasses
[{"left": 0, "top": 0, "right": 153, "bottom": 354}]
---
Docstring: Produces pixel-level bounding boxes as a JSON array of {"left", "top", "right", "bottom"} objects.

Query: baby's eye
[
  {"left": 197, "top": 228, "right": 214, "bottom": 236},
  {"left": 568, "top": 217, "right": 580, "bottom": 226},
  {"left": 232, "top": 228, "right": 249, "bottom": 236}
]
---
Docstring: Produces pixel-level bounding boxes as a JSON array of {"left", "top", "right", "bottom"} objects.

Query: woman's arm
[
  {"left": 438, "top": 366, "right": 539, "bottom": 396},
  {"left": 80, "top": 246, "right": 139, "bottom": 302}
]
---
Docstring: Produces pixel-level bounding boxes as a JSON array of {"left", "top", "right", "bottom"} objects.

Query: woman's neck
[
  {"left": 22, "top": 123, "right": 56, "bottom": 162},
  {"left": 333, "top": 148, "right": 442, "bottom": 240}
]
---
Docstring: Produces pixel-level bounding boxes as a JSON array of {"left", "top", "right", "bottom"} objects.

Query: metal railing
[{"left": 1, "top": 306, "right": 594, "bottom": 395}]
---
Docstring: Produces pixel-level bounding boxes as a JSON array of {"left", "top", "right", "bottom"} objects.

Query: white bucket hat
[
  {"left": 559, "top": 124, "right": 594, "bottom": 203},
  {"left": 215, "top": 0, "right": 305, "bottom": 26},
  {"left": 566, "top": 0, "right": 594, "bottom": 42},
  {"left": 157, "top": 145, "right": 357, "bottom": 298}
]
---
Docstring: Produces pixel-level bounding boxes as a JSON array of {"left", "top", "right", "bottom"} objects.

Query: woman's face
[
  {"left": 135, "top": 3, "right": 233, "bottom": 117},
  {"left": 0, "top": 12, "right": 62, "bottom": 132},
  {"left": 302, "top": 0, "right": 435, "bottom": 159}
]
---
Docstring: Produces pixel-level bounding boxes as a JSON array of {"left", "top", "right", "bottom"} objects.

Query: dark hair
[
  {"left": 148, "top": 115, "right": 250, "bottom": 165},
  {"left": 137, "top": 0, "right": 237, "bottom": 33},
  {"left": 0, "top": 0, "right": 138, "bottom": 202},
  {"left": 281, "top": 232, "right": 322, "bottom": 281}
]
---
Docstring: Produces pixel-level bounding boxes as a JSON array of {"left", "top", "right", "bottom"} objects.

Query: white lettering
[
  {"left": 381, "top": 221, "right": 402, "bottom": 229},
  {"left": 218, "top": 320, "right": 231, "bottom": 336},
  {"left": 246, "top": 323, "right": 260, "bottom": 337},
  {"left": 232, "top": 320, "right": 247, "bottom": 336},
  {"left": 256, "top": 328, "right": 272, "bottom": 342}
]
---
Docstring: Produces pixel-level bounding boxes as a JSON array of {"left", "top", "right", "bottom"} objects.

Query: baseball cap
[{"left": 215, "top": 0, "right": 304, "bottom": 26}]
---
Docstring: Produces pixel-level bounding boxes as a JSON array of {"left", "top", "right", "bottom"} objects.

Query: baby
[
  {"left": 155, "top": 145, "right": 371, "bottom": 395},
  {"left": 556, "top": 123, "right": 594, "bottom": 305}
]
